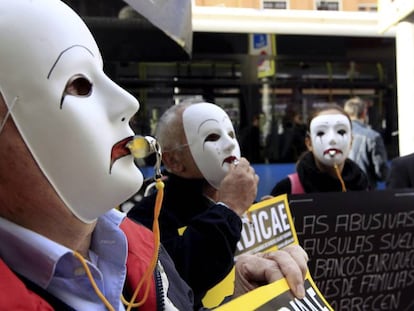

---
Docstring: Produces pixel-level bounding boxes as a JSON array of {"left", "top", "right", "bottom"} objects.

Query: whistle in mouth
[
  {"left": 127, "top": 135, "right": 158, "bottom": 159},
  {"left": 127, "top": 135, "right": 163, "bottom": 178}
]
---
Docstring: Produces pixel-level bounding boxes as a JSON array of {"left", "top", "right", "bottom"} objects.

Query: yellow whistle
[
  {"left": 127, "top": 136, "right": 153, "bottom": 159},
  {"left": 127, "top": 135, "right": 163, "bottom": 178}
]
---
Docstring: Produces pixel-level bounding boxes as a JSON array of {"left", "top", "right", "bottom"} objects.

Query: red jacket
[{"left": 0, "top": 258, "right": 54, "bottom": 310}]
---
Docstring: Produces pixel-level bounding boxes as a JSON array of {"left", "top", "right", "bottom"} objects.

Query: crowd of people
[
  {"left": 0, "top": 0, "right": 308, "bottom": 310},
  {"left": 239, "top": 96, "right": 396, "bottom": 196}
]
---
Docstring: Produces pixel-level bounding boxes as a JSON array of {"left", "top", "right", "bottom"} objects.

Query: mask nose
[
  {"left": 329, "top": 138, "right": 336, "bottom": 145},
  {"left": 328, "top": 129, "right": 337, "bottom": 145},
  {"left": 222, "top": 133, "right": 237, "bottom": 152},
  {"left": 102, "top": 76, "right": 139, "bottom": 123}
]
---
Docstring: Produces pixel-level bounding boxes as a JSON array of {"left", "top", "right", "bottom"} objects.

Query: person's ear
[
  {"left": 305, "top": 135, "right": 312, "bottom": 151},
  {"left": 162, "top": 151, "right": 185, "bottom": 174}
]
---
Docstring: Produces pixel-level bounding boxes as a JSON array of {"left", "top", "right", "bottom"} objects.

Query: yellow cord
[
  {"left": 334, "top": 164, "right": 346, "bottom": 192},
  {"left": 123, "top": 178, "right": 164, "bottom": 311},
  {"left": 73, "top": 178, "right": 165, "bottom": 311},
  {"left": 72, "top": 251, "right": 116, "bottom": 311}
]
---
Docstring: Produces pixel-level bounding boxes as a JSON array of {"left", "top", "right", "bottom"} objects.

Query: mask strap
[{"left": 0, "top": 96, "right": 18, "bottom": 134}]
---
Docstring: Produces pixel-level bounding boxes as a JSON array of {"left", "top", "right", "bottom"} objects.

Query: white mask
[
  {"left": 0, "top": 0, "right": 143, "bottom": 223},
  {"left": 310, "top": 114, "right": 352, "bottom": 166},
  {"left": 183, "top": 103, "right": 241, "bottom": 189}
]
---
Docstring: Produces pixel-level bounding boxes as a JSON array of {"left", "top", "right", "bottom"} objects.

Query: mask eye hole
[
  {"left": 64, "top": 74, "right": 92, "bottom": 96},
  {"left": 205, "top": 133, "right": 220, "bottom": 142}
]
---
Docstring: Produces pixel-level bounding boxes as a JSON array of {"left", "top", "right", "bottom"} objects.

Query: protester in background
[
  {"left": 127, "top": 102, "right": 259, "bottom": 308},
  {"left": 0, "top": 1, "right": 308, "bottom": 309},
  {"left": 239, "top": 113, "right": 263, "bottom": 163},
  {"left": 265, "top": 106, "right": 307, "bottom": 164},
  {"left": 344, "top": 97, "right": 389, "bottom": 189},
  {"left": 270, "top": 104, "right": 368, "bottom": 196},
  {"left": 386, "top": 152, "right": 414, "bottom": 189},
  {"left": 277, "top": 107, "right": 308, "bottom": 163}
]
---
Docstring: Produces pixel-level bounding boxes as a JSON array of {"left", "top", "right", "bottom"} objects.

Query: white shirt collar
[{"left": 0, "top": 209, "right": 126, "bottom": 288}]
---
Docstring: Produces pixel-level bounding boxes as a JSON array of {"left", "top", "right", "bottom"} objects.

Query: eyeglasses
[{"left": 164, "top": 143, "right": 191, "bottom": 152}]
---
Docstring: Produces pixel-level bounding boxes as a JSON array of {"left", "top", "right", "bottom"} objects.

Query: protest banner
[
  {"left": 289, "top": 189, "right": 414, "bottom": 311},
  {"left": 204, "top": 195, "right": 332, "bottom": 310},
  {"left": 215, "top": 275, "right": 331, "bottom": 311},
  {"left": 235, "top": 194, "right": 297, "bottom": 258}
]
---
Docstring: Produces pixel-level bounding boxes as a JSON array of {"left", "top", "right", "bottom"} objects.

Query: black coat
[
  {"left": 386, "top": 152, "right": 414, "bottom": 189},
  {"left": 271, "top": 152, "right": 369, "bottom": 196},
  {"left": 127, "top": 173, "right": 242, "bottom": 309}
]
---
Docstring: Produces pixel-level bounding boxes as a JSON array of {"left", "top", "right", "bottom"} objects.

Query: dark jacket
[
  {"left": 348, "top": 120, "right": 389, "bottom": 189},
  {"left": 270, "top": 152, "right": 369, "bottom": 196},
  {"left": 386, "top": 152, "right": 414, "bottom": 189},
  {"left": 239, "top": 125, "right": 262, "bottom": 163},
  {"left": 127, "top": 173, "right": 242, "bottom": 309}
]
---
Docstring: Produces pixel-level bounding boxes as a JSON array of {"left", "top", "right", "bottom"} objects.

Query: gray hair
[
  {"left": 155, "top": 102, "right": 192, "bottom": 152},
  {"left": 344, "top": 97, "right": 366, "bottom": 119}
]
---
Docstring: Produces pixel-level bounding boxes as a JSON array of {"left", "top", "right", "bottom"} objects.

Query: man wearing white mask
[
  {"left": 127, "top": 102, "right": 263, "bottom": 308},
  {"left": 0, "top": 0, "right": 308, "bottom": 310}
]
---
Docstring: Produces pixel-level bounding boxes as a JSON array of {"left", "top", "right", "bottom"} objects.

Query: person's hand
[
  {"left": 233, "top": 245, "right": 308, "bottom": 299},
  {"left": 217, "top": 157, "right": 259, "bottom": 216}
]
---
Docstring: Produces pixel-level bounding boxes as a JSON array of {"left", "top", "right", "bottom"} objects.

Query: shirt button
[{"left": 74, "top": 266, "right": 86, "bottom": 276}]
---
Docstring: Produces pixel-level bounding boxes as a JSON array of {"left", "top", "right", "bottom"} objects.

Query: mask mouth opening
[
  {"left": 222, "top": 156, "right": 238, "bottom": 166},
  {"left": 110, "top": 136, "right": 134, "bottom": 173},
  {"left": 110, "top": 135, "right": 163, "bottom": 177},
  {"left": 324, "top": 148, "right": 342, "bottom": 157}
]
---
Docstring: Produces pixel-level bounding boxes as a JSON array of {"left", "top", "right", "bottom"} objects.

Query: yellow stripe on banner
[
  {"left": 214, "top": 271, "right": 334, "bottom": 311},
  {"left": 214, "top": 277, "right": 290, "bottom": 311},
  {"left": 202, "top": 268, "right": 236, "bottom": 309}
]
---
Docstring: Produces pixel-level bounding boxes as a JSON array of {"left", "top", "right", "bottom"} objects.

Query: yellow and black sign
[{"left": 203, "top": 195, "right": 332, "bottom": 310}]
